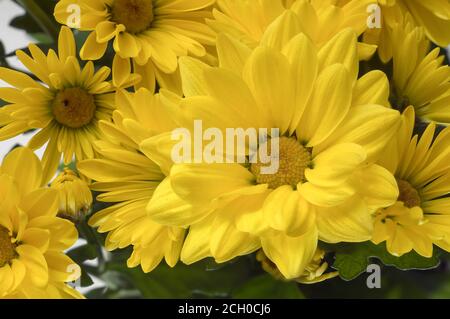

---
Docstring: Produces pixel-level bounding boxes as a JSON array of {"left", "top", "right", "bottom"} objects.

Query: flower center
[
  {"left": 52, "top": 88, "right": 96, "bottom": 129},
  {"left": 250, "top": 137, "right": 312, "bottom": 189},
  {"left": 0, "top": 226, "right": 17, "bottom": 267},
  {"left": 111, "top": 0, "right": 154, "bottom": 34},
  {"left": 397, "top": 179, "right": 421, "bottom": 208}
]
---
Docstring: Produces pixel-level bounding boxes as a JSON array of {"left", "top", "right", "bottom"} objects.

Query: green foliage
[
  {"left": 13, "top": 0, "right": 59, "bottom": 42},
  {"left": 233, "top": 275, "right": 304, "bottom": 299},
  {"left": 329, "top": 241, "right": 441, "bottom": 281},
  {"left": 68, "top": 218, "right": 305, "bottom": 299}
]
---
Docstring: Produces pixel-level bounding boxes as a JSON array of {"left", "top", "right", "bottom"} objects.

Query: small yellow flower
[
  {"left": 363, "top": 0, "right": 450, "bottom": 62},
  {"left": 390, "top": 20, "right": 450, "bottom": 125},
  {"left": 0, "top": 27, "right": 136, "bottom": 183},
  {"left": 375, "top": 107, "right": 450, "bottom": 257},
  {"left": 51, "top": 169, "right": 93, "bottom": 221},
  {"left": 77, "top": 88, "right": 190, "bottom": 273},
  {"left": 54, "top": 0, "right": 216, "bottom": 92},
  {"left": 0, "top": 147, "right": 82, "bottom": 299}
]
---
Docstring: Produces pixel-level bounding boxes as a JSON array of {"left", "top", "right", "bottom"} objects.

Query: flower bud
[
  {"left": 257, "top": 249, "right": 338, "bottom": 284},
  {"left": 51, "top": 169, "right": 93, "bottom": 221}
]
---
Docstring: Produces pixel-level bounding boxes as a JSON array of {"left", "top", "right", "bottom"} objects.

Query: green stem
[
  {"left": 16, "top": 0, "right": 59, "bottom": 43},
  {"left": 78, "top": 221, "right": 106, "bottom": 272}
]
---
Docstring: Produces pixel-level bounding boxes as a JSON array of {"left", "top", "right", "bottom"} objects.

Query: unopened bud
[{"left": 51, "top": 169, "right": 93, "bottom": 221}]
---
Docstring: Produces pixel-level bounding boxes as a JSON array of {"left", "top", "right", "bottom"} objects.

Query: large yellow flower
[
  {"left": 0, "top": 27, "right": 127, "bottom": 183},
  {"left": 374, "top": 107, "right": 450, "bottom": 257},
  {"left": 362, "top": 0, "right": 450, "bottom": 62},
  {"left": 208, "top": 0, "right": 377, "bottom": 60},
  {"left": 140, "top": 27, "right": 401, "bottom": 279},
  {"left": 390, "top": 20, "right": 450, "bottom": 125},
  {"left": 0, "top": 147, "right": 82, "bottom": 299},
  {"left": 54, "top": 0, "right": 216, "bottom": 92},
  {"left": 77, "top": 89, "right": 191, "bottom": 273}
]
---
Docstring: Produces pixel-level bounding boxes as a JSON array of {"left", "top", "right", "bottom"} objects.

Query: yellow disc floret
[
  {"left": 250, "top": 137, "right": 312, "bottom": 189},
  {"left": 397, "top": 179, "right": 421, "bottom": 208},
  {"left": 52, "top": 87, "right": 96, "bottom": 129},
  {"left": 111, "top": 0, "right": 154, "bottom": 34},
  {"left": 0, "top": 225, "right": 17, "bottom": 267}
]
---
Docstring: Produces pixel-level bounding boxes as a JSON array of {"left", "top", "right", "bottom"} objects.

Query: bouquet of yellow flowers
[{"left": 0, "top": 0, "right": 450, "bottom": 299}]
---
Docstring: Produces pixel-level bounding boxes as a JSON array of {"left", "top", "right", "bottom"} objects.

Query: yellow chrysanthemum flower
[
  {"left": 50, "top": 169, "right": 93, "bottom": 221},
  {"left": 0, "top": 147, "right": 82, "bottom": 299},
  {"left": 362, "top": 0, "right": 450, "bottom": 62},
  {"left": 208, "top": 0, "right": 377, "bottom": 60},
  {"left": 390, "top": 20, "right": 450, "bottom": 125},
  {"left": 54, "top": 0, "right": 216, "bottom": 92},
  {"left": 374, "top": 107, "right": 450, "bottom": 257},
  {"left": 77, "top": 89, "right": 191, "bottom": 273},
  {"left": 140, "top": 27, "right": 401, "bottom": 279},
  {"left": 0, "top": 27, "right": 125, "bottom": 183}
]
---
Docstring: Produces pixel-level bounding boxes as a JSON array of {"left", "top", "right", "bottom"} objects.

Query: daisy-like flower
[
  {"left": 54, "top": 0, "right": 216, "bottom": 92},
  {"left": 0, "top": 27, "right": 128, "bottom": 183},
  {"left": 0, "top": 147, "right": 82, "bottom": 299},
  {"left": 362, "top": 0, "right": 450, "bottom": 62},
  {"left": 77, "top": 89, "right": 191, "bottom": 273},
  {"left": 374, "top": 107, "right": 450, "bottom": 257},
  {"left": 390, "top": 20, "right": 450, "bottom": 125},
  {"left": 140, "top": 27, "right": 401, "bottom": 279},
  {"left": 50, "top": 169, "right": 93, "bottom": 221},
  {"left": 208, "top": 0, "right": 377, "bottom": 60}
]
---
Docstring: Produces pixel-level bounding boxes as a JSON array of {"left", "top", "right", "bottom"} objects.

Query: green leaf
[
  {"left": 14, "top": 0, "right": 59, "bottom": 42},
  {"left": 79, "top": 268, "right": 95, "bottom": 288},
  {"left": 97, "top": 257, "right": 256, "bottom": 299},
  {"left": 333, "top": 249, "right": 369, "bottom": 281},
  {"left": 67, "top": 244, "right": 98, "bottom": 263},
  {"left": 233, "top": 275, "right": 304, "bottom": 299},
  {"left": 330, "top": 241, "right": 441, "bottom": 281}
]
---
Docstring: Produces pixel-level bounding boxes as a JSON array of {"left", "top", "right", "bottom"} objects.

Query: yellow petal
[
  {"left": 243, "top": 46, "right": 294, "bottom": 134},
  {"left": 296, "top": 64, "right": 352, "bottom": 146},
  {"left": 351, "top": 164, "right": 399, "bottom": 210},
  {"left": 263, "top": 186, "right": 316, "bottom": 237},
  {"left": 17, "top": 244, "right": 49, "bottom": 288},
  {"left": 316, "top": 196, "right": 373, "bottom": 243},
  {"left": 2, "top": 147, "right": 43, "bottom": 195},
  {"left": 306, "top": 143, "right": 366, "bottom": 187},
  {"left": 261, "top": 227, "right": 318, "bottom": 279},
  {"left": 210, "top": 210, "right": 260, "bottom": 263},
  {"left": 297, "top": 181, "right": 355, "bottom": 207},
  {"left": 352, "top": 70, "right": 390, "bottom": 107},
  {"left": 21, "top": 228, "right": 50, "bottom": 253},
  {"left": 314, "top": 104, "right": 401, "bottom": 163},
  {"left": 80, "top": 31, "right": 108, "bottom": 60},
  {"left": 58, "top": 26, "right": 76, "bottom": 62},
  {"left": 146, "top": 177, "right": 207, "bottom": 227},
  {"left": 318, "top": 28, "right": 358, "bottom": 81},
  {"left": 217, "top": 32, "right": 251, "bottom": 75},
  {"left": 170, "top": 163, "right": 255, "bottom": 206},
  {"left": 180, "top": 214, "right": 215, "bottom": 264}
]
